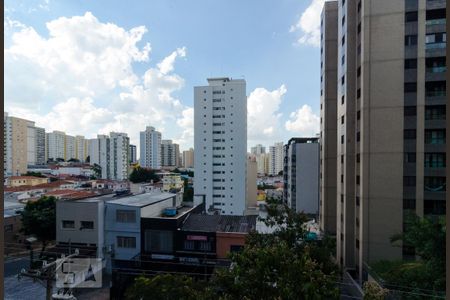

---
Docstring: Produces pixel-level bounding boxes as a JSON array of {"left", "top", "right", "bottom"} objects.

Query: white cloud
[
  {"left": 247, "top": 85, "right": 286, "bottom": 142},
  {"left": 290, "top": 0, "right": 324, "bottom": 47},
  {"left": 5, "top": 12, "right": 193, "bottom": 152},
  {"left": 5, "top": 12, "right": 151, "bottom": 108},
  {"left": 285, "top": 104, "right": 320, "bottom": 136}
]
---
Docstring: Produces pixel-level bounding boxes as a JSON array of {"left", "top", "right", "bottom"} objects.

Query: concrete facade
[
  {"left": 321, "top": 0, "right": 446, "bottom": 280},
  {"left": 319, "top": 0, "right": 338, "bottom": 236},
  {"left": 140, "top": 126, "right": 161, "bottom": 169},
  {"left": 194, "top": 77, "right": 247, "bottom": 215},
  {"left": 182, "top": 148, "right": 194, "bottom": 168},
  {"left": 161, "top": 140, "right": 180, "bottom": 167},
  {"left": 283, "top": 138, "right": 320, "bottom": 215}
]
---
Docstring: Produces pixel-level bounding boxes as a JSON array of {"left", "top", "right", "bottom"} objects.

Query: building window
[
  {"left": 342, "top": 35, "right": 345, "bottom": 46},
  {"left": 425, "top": 129, "right": 446, "bottom": 144},
  {"left": 357, "top": 23, "right": 361, "bottom": 34},
  {"left": 199, "top": 241, "right": 212, "bottom": 252},
  {"left": 404, "top": 129, "right": 417, "bottom": 140},
  {"left": 357, "top": 110, "right": 361, "bottom": 120},
  {"left": 62, "top": 220, "right": 75, "bottom": 229},
  {"left": 356, "top": 239, "right": 360, "bottom": 249},
  {"left": 424, "top": 153, "right": 446, "bottom": 168},
  {"left": 357, "top": 88, "right": 361, "bottom": 98},
  {"left": 80, "top": 221, "right": 94, "bottom": 230},
  {"left": 425, "top": 81, "right": 446, "bottom": 97},
  {"left": 341, "top": 115, "right": 345, "bottom": 124},
  {"left": 4, "top": 224, "right": 13, "bottom": 233},
  {"left": 117, "top": 236, "right": 136, "bottom": 248},
  {"left": 341, "top": 174, "right": 344, "bottom": 183},
  {"left": 424, "top": 200, "right": 445, "bottom": 215},
  {"left": 424, "top": 177, "right": 446, "bottom": 192},
  {"left": 342, "top": 15, "right": 346, "bottom": 26},
  {"left": 183, "top": 240, "right": 195, "bottom": 250},
  {"left": 404, "top": 152, "right": 416, "bottom": 163},
  {"left": 404, "top": 106, "right": 417, "bottom": 116},
  {"left": 403, "top": 199, "right": 416, "bottom": 210},
  {"left": 425, "top": 105, "right": 446, "bottom": 120},
  {"left": 116, "top": 210, "right": 136, "bottom": 223},
  {"left": 145, "top": 230, "right": 173, "bottom": 253},
  {"left": 341, "top": 55, "right": 345, "bottom": 65},
  {"left": 405, "top": 11, "right": 418, "bottom": 22},
  {"left": 403, "top": 176, "right": 416, "bottom": 187},
  {"left": 357, "top": 66, "right": 361, "bottom": 77},
  {"left": 341, "top": 95, "right": 345, "bottom": 104},
  {"left": 341, "top": 135, "right": 345, "bottom": 144},
  {"left": 356, "top": 196, "right": 360, "bottom": 206},
  {"left": 405, "top": 35, "right": 418, "bottom": 46},
  {"left": 341, "top": 155, "right": 344, "bottom": 164},
  {"left": 356, "top": 176, "right": 360, "bottom": 185},
  {"left": 341, "top": 194, "right": 344, "bottom": 203},
  {"left": 404, "top": 82, "right": 417, "bottom": 93},
  {"left": 404, "top": 59, "right": 417, "bottom": 69}
]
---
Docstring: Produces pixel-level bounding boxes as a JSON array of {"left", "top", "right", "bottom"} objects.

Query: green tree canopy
[
  {"left": 24, "top": 171, "right": 46, "bottom": 178},
  {"left": 19, "top": 196, "right": 56, "bottom": 256},
  {"left": 129, "top": 167, "right": 160, "bottom": 183}
]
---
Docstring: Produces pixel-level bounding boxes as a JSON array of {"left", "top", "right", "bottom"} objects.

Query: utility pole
[{"left": 18, "top": 249, "right": 79, "bottom": 300}]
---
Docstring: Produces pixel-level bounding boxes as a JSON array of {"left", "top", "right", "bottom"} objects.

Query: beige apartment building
[
  {"left": 319, "top": 0, "right": 338, "bottom": 236},
  {"left": 4, "top": 113, "right": 44, "bottom": 176},
  {"left": 320, "top": 0, "right": 446, "bottom": 281}
]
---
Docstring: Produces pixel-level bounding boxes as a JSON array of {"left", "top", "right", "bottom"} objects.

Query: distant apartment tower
[
  {"left": 129, "top": 144, "right": 137, "bottom": 164},
  {"left": 4, "top": 113, "right": 43, "bottom": 175},
  {"left": 46, "top": 131, "right": 66, "bottom": 161},
  {"left": 89, "top": 133, "right": 130, "bottom": 180},
  {"left": 283, "top": 138, "right": 319, "bottom": 214},
  {"left": 256, "top": 153, "right": 270, "bottom": 175},
  {"left": 182, "top": 148, "right": 194, "bottom": 168},
  {"left": 75, "top": 135, "right": 89, "bottom": 162},
  {"left": 321, "top": 0, "right": 447, "bottom": 280},
  {"left": 161, "top": 140, "right": 180, "bottom": 167},
  {"left": 319, "top": 0, "right": 338, "bottom": 236},
  {"left": 194, "top": 77, "right": 247, "bottom": 215},
  {"left": 268, "top": 142, "right": 284, "bottom": 176},
  {"left": 140, "top": 126, "right": 161, "bottom": 169},
  {"left": 250, "top": 144, "right": 266, "bottom": 156}
]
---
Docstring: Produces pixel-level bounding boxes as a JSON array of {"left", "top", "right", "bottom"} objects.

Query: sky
[{"left": 4, "top": 0, "right": 325, "bottom": 153}]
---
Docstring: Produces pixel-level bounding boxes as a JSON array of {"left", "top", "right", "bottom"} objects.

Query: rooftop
[
  {"left": 182, "top": 214, "right": 257, "bottom": 233},
  {"left": 107, "top": 192, "right": 176, "bottom": 207},
  {"left": 9, "top": 176, "right": 47, "bottom": 180}
]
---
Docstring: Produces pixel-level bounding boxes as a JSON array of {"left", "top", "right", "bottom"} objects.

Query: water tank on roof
[{"left": 163, "top": 207, "right": 177, "bottom": 216}]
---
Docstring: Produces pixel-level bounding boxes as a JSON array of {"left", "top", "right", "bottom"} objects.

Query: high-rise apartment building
[
  {"left": 89, "top": 133, "right": 129, "bottom": 180},
  {"left": 182, "top": 148, "right": 194, "bottom": 168},
  {"left": 269, "top": 142, "right": 284, "bottom": 176},
  {"left": 194, "top": 77, "right": 247, "bottom": 215},
  {"left": 4, "top": 113, "right": 42, "bottom": 175},
  {"left": 34, "top": 127, "right": 46, "bottom": 165},
  {"left": 75, "top": 135, "right": 89, "bottom": 162},
  {"left": 161, "top": 140, "right": 180, "bottom": 167},
  {"left": 283, "top": 138, "right": 320, "bottom": 214},
  {"left": 250, "top": 144, "right": 266, "bottom": 156},
  {"left": 129, "top": 144, "right": 137, "bottom": 164},
  {"left": 46, "top": 131, "right": 66, "bottom": 161},
  {"left": 319, "top": 0, "right": 338, "bottom": 236},
  {"left": 140, "top": 126, "right": 161, "bottom": 169},
  {"left": 65, "top": 135, "right": 76, "bottom": 161},
  {"left": 320, "top": 0, "right": 446, "bottom": 280}
]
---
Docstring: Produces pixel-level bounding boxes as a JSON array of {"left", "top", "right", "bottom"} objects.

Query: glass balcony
[
  {"left": 426, "top": 42, "right": 446, "bottom": 49},
  {"left": 425, "top": 18, "right": 446, "bottom": 26},
  {"left": 426, "top": 66, "right": 447, "bottom": 73}
]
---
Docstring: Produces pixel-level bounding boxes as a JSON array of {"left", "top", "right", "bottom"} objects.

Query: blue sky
[{"left": 5, "top": 0, "right": 324, "bottom": 152}]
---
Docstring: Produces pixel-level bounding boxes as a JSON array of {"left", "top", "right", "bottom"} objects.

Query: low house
[{"left": 7, "top": 176, "right": 49, "bottom": 187}]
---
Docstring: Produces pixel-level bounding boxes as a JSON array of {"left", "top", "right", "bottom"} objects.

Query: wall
[{"left": 216, "top": 232, "right": 246, "bottom": 259}]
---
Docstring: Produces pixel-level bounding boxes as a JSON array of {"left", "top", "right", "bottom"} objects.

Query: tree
[
  {"left": 125, "top": 274, "right": 212, "bottom": 300},
  {"left": 67, "top": 158, "right": 80, "bottom": 163},
  {"left": 56, "top": 157, "right": 65, "bottom": 162},
  {"left": 19, "top": 196, "right": 56, "bottom": 257},
  {"left": 129, "top": 167, "right": 160, "bottom": 183},
  {"left": 86, "top": 155, "right": 90, "bottom": 163},
  {"left": 183, "top": 178, "right": 193, "bottom": 202},
  {"left": 91, "top": 163, "right": 102, "bottom": 179},
  {"left": 372, "top": 214, "right": 445, "bottom": 295}
]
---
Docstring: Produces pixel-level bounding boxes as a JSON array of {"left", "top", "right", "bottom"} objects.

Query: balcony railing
[
  {"left": 426, "top": 42, "right": 446, "bottom": 49},
  {"left": 426, "top": 66, "right": 447, "bottom": 73},
  {"left": 425, "top": 18, "right": 446, "bottom": 26}
]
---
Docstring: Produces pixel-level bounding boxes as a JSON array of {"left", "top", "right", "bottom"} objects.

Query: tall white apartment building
[
  {"left": 269, "top": 142, "right": 284, "bottom": 176},
  {"left": 256, "top": 153, "right": 270, "bottom": 175},
  {"left": 46, "top": 131, "right": 66, "bottom": 161},
  {"left": 140, "top": 126, "right": 161, "bottom": 169},
  {"left": 194, "top": 77, "right": 247, "bottom": 215},
  {"left": 65, "top": 135, "right": 76, "bottom": 161},
  {"left": 250, "top": 144, "right": 266, "bottom": 156},
  {"left": 75, "top": 135, "right": 89, "bottom": 162},
  {"left": 89, "top": 133, "right": 129, "bottom": 180},
  {"left": 161, "top": 140, "right": 180, "bottom": 167}
]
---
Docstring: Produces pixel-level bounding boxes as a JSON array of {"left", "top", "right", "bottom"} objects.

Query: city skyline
[{"left": 5, "top": 0, "right": 326, "bottom": 151}]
